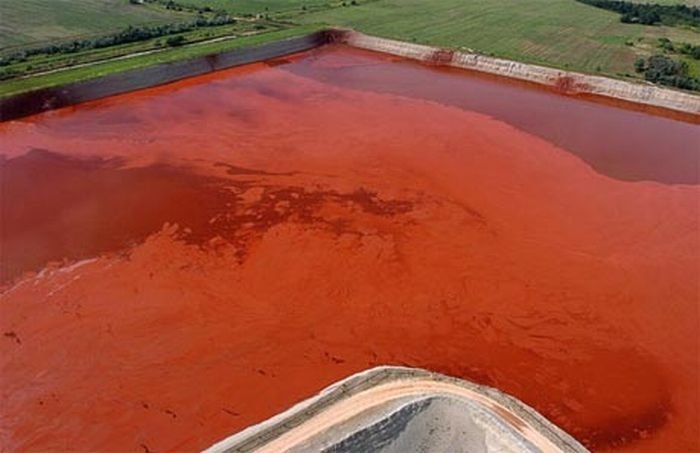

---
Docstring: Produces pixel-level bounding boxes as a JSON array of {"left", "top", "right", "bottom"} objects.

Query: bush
[
  {"left": 0, "top": 14, "right": 236, "bottom": 66},
  {"left": 652, "top": 39, "right": 700, "bottom": 60},
  {"left": 639, "top": 54, "right": 700, "bottom": 91},
  {"left": 576, "top": 0, "right": 700, "bottom": 27},
  {"left": 166, "top": 35, "right": 186, "bottom": 47},
  {"left": 658, "top": 37, "right": 674, "bottom": 52},
  {"left": 0, "top": 67, "right": 19, "bottom": 80}
]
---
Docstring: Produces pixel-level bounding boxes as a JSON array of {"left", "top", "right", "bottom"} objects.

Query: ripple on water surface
[{"left": 0, "top": 46, "right": 698, "bottom": 452}]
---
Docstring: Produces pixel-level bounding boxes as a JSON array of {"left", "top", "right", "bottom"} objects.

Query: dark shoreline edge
[
  {"left": 1, "top": 28, "right": 698, "bottom": 123},
  {"left": 0, "top": 32, "right": 327, "bottom": 122}
]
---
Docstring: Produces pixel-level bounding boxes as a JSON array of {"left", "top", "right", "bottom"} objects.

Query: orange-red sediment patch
[{"left": 0, "top": 46, "right": 698, "bottom": 452}]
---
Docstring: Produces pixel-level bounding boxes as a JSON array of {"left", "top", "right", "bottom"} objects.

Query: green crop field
[
  {"left": 0, "top": 0, "right": 190, "bottom": 49},
  {"left": 175, "top": 0, "right": 336, "bottom": 15},
  {"left": 296, "top": 0, "right": 700, "bottom": 77},
  {"left": 1, "top": 0, "right": 699, "bottom": 96},
  {"left": 0, "top": 25, "right": 321, "bottom": 97}
]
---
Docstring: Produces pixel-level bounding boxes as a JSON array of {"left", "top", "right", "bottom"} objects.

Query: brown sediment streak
[
  {"left": 427, "top": 49, "right": 455, "bottom": 66},
  {"left": 0, "top": 47, "right": 698, "bottom": 453},
  {"left": 553, "top": 75, "right": 584, "bottom": 94}
]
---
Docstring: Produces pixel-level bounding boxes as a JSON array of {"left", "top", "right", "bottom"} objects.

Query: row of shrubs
[
  {"left": 658, "top": 38, "right": 700, "bottom": 60},
  {"left": 635, "top": 54, "right": 700, "bottom": 91},
  {"left": 132, "top": 0, "right": 217, "bottom": 14},
  {"left": 576, "top": 0, "right": 700, "bottom": 27},
  {"left": 0, "top": 14, "right": 235, "bottom": 67}
]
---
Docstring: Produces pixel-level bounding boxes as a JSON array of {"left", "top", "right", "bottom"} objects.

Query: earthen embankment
[
  {"left": 337, "top": 30, "right": 700, "bottom": 119},
  {"left": 205, "top": 367, "right": 588, "bottom": 453},
  {"left": 1, "top": 28, "right": 699, "bottom": 121},
  {"left": 0, "top": 32, "right": 326, "bottom": 121}
]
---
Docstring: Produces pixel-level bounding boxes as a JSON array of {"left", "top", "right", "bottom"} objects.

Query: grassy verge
[
  {"left": 0, "top": 0, "right": 186, "bottom": 48},
  {"left": 2, "top": 0, "right": 699, "bottom": 98},
  {"left": 296, "top": 0, "right": 700, "bottom": 80},
  {"left": 0, "top": 25, "right": 321, "bottom": 98},
  {"left": 1, "top": 21, "right": 275, "bottom": 78}
]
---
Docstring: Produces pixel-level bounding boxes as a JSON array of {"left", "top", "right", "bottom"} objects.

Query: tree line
[
  {"left": 658, "top": 37, "right": 700, "bottom": 60},
  {"left": 635, "top": 54, "right": 700, "bottom": 90},
  {"left": 575, "top": 0, "right": 700, "bottom": 27},
  {"left": 0, "top": 14, "right": 235, "bottom": 67}
]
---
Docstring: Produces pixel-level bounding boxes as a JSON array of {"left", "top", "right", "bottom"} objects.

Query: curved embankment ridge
[
  {"left": 330, "top": 30, "right": 700, "bottom": 120},
  {"left": 206, "top": 367, "right": 588, "bottom": 453},
  {"left": 0, "top": 32, "right": 327, "bottom": 122},
  {"left": 0, "top": 29, "right": 698, "bottom": 122}
]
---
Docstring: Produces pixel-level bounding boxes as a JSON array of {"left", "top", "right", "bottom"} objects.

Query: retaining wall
[
  {"left": 336, "top": 30, "right": 700, "bottom": 118},
  {"left": 204, "top": 366, "right": 588, "bottom": 453},
  {"left": 1, "top": 28, "right": 699, "bottom": 122},
  {"left": 0, "top": 32, "right": 326, "bottom": 121}
]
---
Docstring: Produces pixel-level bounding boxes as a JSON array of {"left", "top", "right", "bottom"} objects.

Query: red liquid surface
[{"left": 1, "top": 46, "right": 698, "bottom": 452}]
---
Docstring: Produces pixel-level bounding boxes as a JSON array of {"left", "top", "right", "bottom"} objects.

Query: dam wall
[
  {"left": 0, "top": 32, "right": 326, "bottom": 121},
  {"left": 204, "top": 366, "right": 588, "bottom": 453},
  {"left": 337, "top": 30, "right": 700, "bottom": 119},
  {"left": 205, "top": 366, "right": 588, "bottom": 453},
  {"left": 1, "top": 28, "right": 699, "bottom": 121}
]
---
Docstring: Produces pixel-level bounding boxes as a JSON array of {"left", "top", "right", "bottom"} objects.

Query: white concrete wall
[{"left": 342, "top": 31, "right": 700, "bottom": 116}]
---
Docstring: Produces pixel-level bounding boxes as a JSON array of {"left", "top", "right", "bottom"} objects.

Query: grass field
[
  {"left": 1, "top": 0, "right": 699, "bottom": 97},
  {"left": 0, "top": 19, "right": 279, "bottom": 78},
  {"left": 296, "top": 0, "right": 700, "bottom": 76},
  {"left": 0, "top": 0, "right": 189, "bottom": 49},
  {"left": 175, "top": 0, "right": 338, "bottom": 15},
  {"left": 0, "top": 25, "right": 321, "bottom": 97}
]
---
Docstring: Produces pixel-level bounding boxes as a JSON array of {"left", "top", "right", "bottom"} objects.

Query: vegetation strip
[
  {"left": 3, "top": 0, "right": 700, "bottom": 95},
  {"left": 0, "top": 26, "right": 321, "bottom": 99},
  {"left": 575, "top": 0, "right": 700, "bottom": 26},
  {"left": 1, "top": 28, "right": 698, "bottom": 122},
  {"left": 0, "top": 15, "right": 236, "bottom": 74}
]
